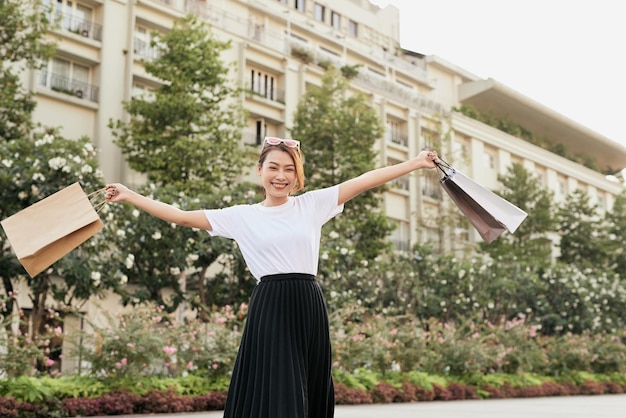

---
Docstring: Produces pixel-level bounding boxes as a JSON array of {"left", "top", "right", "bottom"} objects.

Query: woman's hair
[{"left": 258, "top": 143, "right": 305, "bottom": 193}]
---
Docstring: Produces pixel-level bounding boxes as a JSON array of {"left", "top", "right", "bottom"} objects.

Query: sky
[{"left": 369, "top": 0, "right": 625, "bottom": 147}]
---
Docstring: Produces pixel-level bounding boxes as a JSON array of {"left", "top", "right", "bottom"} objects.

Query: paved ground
[{"left": 100, "top": 394, "right": 626, "bottom": 418}]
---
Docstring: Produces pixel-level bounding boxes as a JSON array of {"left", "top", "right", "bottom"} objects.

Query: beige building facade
[
  {"left": 13, "top": 0, "right": 626, "bottom": 372},
  {"left": 26, "top": 0, "right": 625, "bottom": 253}
]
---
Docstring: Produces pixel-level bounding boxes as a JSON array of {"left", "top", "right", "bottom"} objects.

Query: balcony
[
  {"left": 134, "top": 38, "right": 162, "bottom": 60},
  {"left": 39, "top": 70, "right": 99, "bottom": 103},
  {"left": 50, "top": 11, "right": 103, "bottom": 41}
]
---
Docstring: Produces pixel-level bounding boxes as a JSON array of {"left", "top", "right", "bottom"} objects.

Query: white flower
[
  {"left": 339, "top": 247, "right": 348, "bottom": 255},
  {"left": 1, "top": 159, "right": 12, "bottom": 168},
  {"left": 329, "top": 231, "right": 339, "bottom": 239},
  {"left": 170, "top": 267, "right": 181, "bottom": 275},
  {"left": 188, "top": 254, "right": 199, "bottom": 261},
  {"left": 32, "top": 172, "right": 46, "bottom": 182},
  {"left": 31, "top": 185, "right": 40, "bottom": 196},
  {"left": 18, "top": 191, "right": 27, "bottom": 199},
  {"left": 222, "top": 195, "right": 232, "bottom": 203},
  {"left": 116, "top": 230, "right": 126, "bottom": 237},
  {"left": 80, "top": 164, "right": 93, "bottom": 174},
  {"left": 152, "top": 231, "right": 162, "bottom": 240},
  {"left": 120, "top": 274, "right": 128, "bottom": 285},
  {"left": 48, "top": 157, "right": 67, "bottom": 170},
  {"left": 320, "top": 251, "right": 329, "bottom": 260},
  {"left": 90, "top": 271, "right": 101, "bottom": 287},
  {"left": 125, "top": 254, "right": 135, "bottom": 269},
  {"left": 360, "top": 259, "right": 368, "bottom": 267},
  {"left": 83, "top": 142, "right": 94, "bottom": 152},
  {"left": 132, "top": 209, "right": 140, "bottom": 218}
]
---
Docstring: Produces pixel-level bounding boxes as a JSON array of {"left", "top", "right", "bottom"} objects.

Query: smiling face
[{"left": 257, "top": 148, "right": 299, "bottom": 206}]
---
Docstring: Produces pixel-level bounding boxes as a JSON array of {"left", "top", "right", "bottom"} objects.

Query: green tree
[
  {"left": 1, "top": 2, "right": 118, "bottom": 367},
  {"left": 557, "top": 190, "right": 610, "bottom": 268},
  {"left": 0, "top": 0, "right": 55, "bottom": 141},
  {"left": 110, "top": 14, "right": 246, "bottom": 195},
  {"left": 606, "top": 191, "right": 626, "bottom": 275},
  {"left": 108, "top": 15, "right": 255, "bottom": 315},
  {"left": 480, "top": 163, "right": 554, "bottom": 266},
  {"left": 289, "top": 66, "right": 392, "bottom": 300}
]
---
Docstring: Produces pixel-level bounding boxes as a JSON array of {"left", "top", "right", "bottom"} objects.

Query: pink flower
[
  {"left": 163, "top": 346, "right": 176, "bottom": 355},
  {"left": 529, "top": 325, "right": 537, "bottom": 338},
  {"left": 212, "top": 363, "right": 218, "bottom": 369},
  {"left": 390, "top": 328, "right": 398, "bottom": 336},
  {"left": 121, "top": 358, "right": 127, "bottom": 366},
  {"left": 187, "top": 361, "right": 193, "bottom": 370},
  {"left": 44, "top": 357, "right": 55, "bottom": 367},
  {"left": 216, "top": 317, "right": 227, "bottom": 324},
  {"left": 115, "top": 362, "right": 122, "bottom": 369}
]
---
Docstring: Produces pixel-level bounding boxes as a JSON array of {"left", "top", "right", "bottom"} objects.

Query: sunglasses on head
[{"left": 264, "top": 136, "right": 300, "bottom": 149}]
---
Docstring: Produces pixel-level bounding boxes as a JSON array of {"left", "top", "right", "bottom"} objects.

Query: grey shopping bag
[{"left": 436, "top": 159, "right": 528, "bottom": 243}]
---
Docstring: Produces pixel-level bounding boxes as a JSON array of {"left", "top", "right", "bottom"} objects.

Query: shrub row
[{"left": 1, "top": 375, "right": 626, "bottom": 417}]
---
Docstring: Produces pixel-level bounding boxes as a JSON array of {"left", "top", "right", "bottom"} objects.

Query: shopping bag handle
[
  {"left": 87, "top": 187, "right": 107, "bottom": 213},
  {"left": 434, "top": 157, "right": 454, "bottom": 179}
]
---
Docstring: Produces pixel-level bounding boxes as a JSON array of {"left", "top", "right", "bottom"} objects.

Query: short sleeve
[
  {"left": 299, "top": 185, "right": 344, "bottom": 225},
  {"left": 205, "top": 206, "right": 241, "bottom": 239}
]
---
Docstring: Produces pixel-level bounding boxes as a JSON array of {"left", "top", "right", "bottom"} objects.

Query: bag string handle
[
  {"left": 87, "top": 187, "right": 108, "bottom": 213},
  {"left": 434, "top": 157, "right": 454, "bottom": 179}
]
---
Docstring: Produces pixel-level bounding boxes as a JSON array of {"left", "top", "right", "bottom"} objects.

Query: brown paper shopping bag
[
  {"left": 436, "top": 159, "right": 528, "bottom": 243},
  {"left": 1, "top": 182, "right": 104, "bottom": 277}
]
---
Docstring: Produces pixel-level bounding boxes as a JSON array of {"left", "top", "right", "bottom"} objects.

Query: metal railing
[
  {"left": 49, "top": 11, "right": 103, "bottom": 41},
  {"left": 39, "top": 70, "right": 99, "bottom": 103}
]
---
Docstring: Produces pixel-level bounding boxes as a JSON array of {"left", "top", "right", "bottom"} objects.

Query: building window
[
  {"left": 386, "top": 118, "right": 407, "bottom": 147},
  {"left": 390, "top": 220, "right": 410, "bottom": 252},
  {"left": 39, "top": 57, "right": 97, "bottom": 101},
  {"left": 422, "top": 172, "right": 442, "bottom": 199},
  {"left": 331, "top": 11, "right": 341, "bottom": 30},
  {"left": 348, "top": 19, "right": 358, "bottom": 36},
  {"left": 134, "top": 25, "right": 162, "bottom": 60},
  {"left": 250, "top": 69, "right": 277, "bottom": 101},
  {"left": 132, "top": 82, "right": 155, "bottom": 102},
  {"left": 295, "top": 0, "right": 305, "bottom": 12},
  {"left": 314, "top": 3, "right": 325, "bottom": 22}
]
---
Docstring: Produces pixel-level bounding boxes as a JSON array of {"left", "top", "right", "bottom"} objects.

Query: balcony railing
[
  {"left": 49, "top": 11, "right": 103, "bottom": 41},
  {"left": 386, "top": 131, "right": 408, "bottom": 147},
  {"left": 245, "top": 83, "right": 286, "bottom": 104},
  {"left": 39, "top": 70, "right": 99, "bottom": 103},
  {"left": 134, "top": 38, "right": 163, "bottom": 60}
]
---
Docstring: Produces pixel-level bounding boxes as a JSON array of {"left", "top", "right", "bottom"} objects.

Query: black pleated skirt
[{"left": 223, "top": 273, "right": 334, "bottom": 418}]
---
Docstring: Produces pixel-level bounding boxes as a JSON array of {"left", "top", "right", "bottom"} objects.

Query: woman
[{"left": 105, "top": 137, "right": 438, "bottom": 418}]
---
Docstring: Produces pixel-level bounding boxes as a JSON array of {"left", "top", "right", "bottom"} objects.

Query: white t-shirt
[{"left": 205, "top": 185, "right": 344, "bottom": 280}]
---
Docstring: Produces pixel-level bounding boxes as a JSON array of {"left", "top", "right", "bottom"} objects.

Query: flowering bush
[{"left": 72, "top": 304, "right": 242, "bottom": 380}]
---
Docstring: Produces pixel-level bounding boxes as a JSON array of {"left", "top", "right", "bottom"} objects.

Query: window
[
  {"left": 45, "top": 0, "right": 94, "bottom": 37},
  {"left": 40, "top": 57, "right": 95, "bottom": 100},
  {"left": 134, "top": 25, "right": 161, "bottom": 60},
  {"left": 422, "top": 172, "right": 442, "bottom": 199},
  {"left": 331, "top": 11, "right": 341, "bottom": 30},
  {"left": 250, "top": 69, "right": 277, "bottom": 101},
  {"left": 132, "top": 82, "right": 155, "bottom": 102},
  {"left": 386, "top": 118, "right": 407, "bottom": 146},
  {"left": 348, "top": 19, "right": 358, "bottom": 36},
  {"left": 295, "top": 0, "right": 305, "bottom": 12},
  {"left": 314, "top": 3, "right": 325, "bottom": 21},
  {"left": 389, "top": 220, "right": 410, "bottom": 252}
]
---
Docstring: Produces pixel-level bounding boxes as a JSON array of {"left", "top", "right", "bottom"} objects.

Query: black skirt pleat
[{"left": 223, "top": 273, "right": 334, "bottom": 418}]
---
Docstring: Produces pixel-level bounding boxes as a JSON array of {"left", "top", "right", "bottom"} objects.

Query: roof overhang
[{"left": 458, "top": 78, "right": 626, "bottom": 172}]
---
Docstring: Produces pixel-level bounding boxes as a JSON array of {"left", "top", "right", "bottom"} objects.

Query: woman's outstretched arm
[
  {"left": 337, "top": 150, "right": 438, "bottom": 206},
  {"left": 105, "top": 183, "right": 212, "bottom": 230}
]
